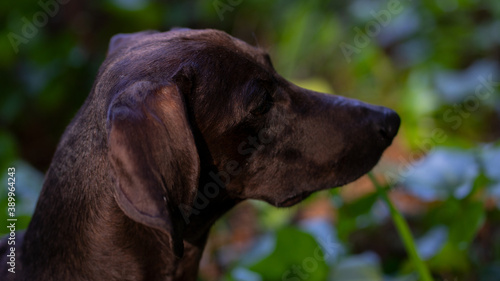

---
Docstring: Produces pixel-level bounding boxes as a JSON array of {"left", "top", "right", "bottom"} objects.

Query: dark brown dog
[{"left": 0, "top": 28, "right": 399, "bottom": 280}]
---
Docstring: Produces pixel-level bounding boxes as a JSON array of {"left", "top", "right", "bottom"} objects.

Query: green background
[{"left": 1, "top": 0, "right": 500, "bottom": 280}]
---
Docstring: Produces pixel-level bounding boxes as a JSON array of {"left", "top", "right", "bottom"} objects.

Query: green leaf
[
  {"left": 425, "top": 199, "right": 485, "bottom": 248},
  {"left": 428, "top": 241, "right": 469, "bottom": 273},
  {"left": 249, "top": 227, "right": 329, "bottom": 281},
  {"left": 448, "top": 201, "right": 485, "bottom": 247},
  {"left": 336, "top": 192, "right": 378, "bottom": 241}
]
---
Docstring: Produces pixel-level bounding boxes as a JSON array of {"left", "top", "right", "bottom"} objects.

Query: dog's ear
[{"left": 106, "top": 78, "right": 198, "bottom": 258}]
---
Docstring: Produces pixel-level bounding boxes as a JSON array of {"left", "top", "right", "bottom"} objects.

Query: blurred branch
[{"left": 368, "top": 172, "right": 434, "bottom": 281}]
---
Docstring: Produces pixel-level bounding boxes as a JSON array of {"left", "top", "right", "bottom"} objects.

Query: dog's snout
[{"left": 376, "top": 108, "right": 400, "bottom": 143}]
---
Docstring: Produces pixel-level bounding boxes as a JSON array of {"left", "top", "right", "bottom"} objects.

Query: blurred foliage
[{"left": 1, "top": 0, "right": 500, "bottom": 280}]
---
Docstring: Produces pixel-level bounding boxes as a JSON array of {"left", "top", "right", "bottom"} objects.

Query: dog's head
[{"left": 104, "top": 28, "right": 399, "bottom": 255}]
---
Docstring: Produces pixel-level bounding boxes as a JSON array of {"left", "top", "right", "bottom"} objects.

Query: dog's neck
[
  {"left": 22, "top": 177, "right": 234, "bottom": 280},
  {"left": 21, "top": 151, "right": 236, "bottom": 281}
]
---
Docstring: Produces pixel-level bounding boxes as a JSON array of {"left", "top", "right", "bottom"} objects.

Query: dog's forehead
[
  {"left": 108, "top": 29, "right": 269, "bottom": 66},
  {"left": 168, "top": 29, "right": 269, "bottom": 63}
]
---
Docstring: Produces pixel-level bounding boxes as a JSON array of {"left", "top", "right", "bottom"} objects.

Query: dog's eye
[{"left": 251, "top": 91, "right": 273, "bottom": 116}]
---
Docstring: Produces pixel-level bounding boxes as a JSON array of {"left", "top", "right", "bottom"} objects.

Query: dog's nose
[{"left": 377, "top": 108, "right": 400, "bottom": 142}]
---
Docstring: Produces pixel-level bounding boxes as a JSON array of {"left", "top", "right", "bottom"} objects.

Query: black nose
[{"left": 377, "top": 108, "right": 400, "bottom": 142}]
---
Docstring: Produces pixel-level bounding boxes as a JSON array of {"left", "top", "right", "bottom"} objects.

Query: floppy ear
[{"left": 107, "top": 79, "right": 199, "bottom": 257}]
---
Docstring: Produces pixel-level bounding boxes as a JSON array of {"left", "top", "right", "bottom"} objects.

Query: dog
[{"left": 0, "top": 28, "right": 399, "bottom": 280}]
